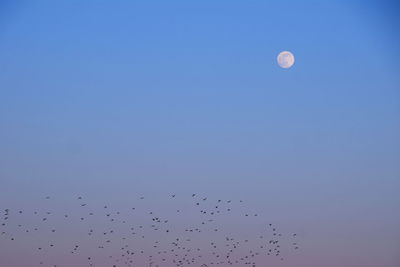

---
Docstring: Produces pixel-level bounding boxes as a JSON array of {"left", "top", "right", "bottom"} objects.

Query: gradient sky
[{"left": 0, "top": 1, "right": 399, "bottom": 266}]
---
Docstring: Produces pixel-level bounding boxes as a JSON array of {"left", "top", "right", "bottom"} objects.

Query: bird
[{"left": 0, "top": 193, "right": 300, "bottom": 267}]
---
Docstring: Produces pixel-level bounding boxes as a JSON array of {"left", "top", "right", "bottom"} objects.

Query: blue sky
[{"left": 0, "top": 1, "right": 399, "bottom": 266}]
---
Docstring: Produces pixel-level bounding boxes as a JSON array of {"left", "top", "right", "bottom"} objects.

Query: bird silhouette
[{"left": 0, "top": 193, "right": 300, "bottom": 266}]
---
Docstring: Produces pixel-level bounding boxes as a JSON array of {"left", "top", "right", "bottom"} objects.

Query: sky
[{"left": 0, "top": 0, "right": 399, "bottom": 266}]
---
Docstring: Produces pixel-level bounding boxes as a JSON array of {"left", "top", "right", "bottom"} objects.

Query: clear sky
[{"left": 0, "top": 1, "right": 399, "bottom": 266}]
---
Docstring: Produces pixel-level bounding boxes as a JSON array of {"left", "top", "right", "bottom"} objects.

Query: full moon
[{"left": 277, "top": 51, "right": 295, "bottom": 69}]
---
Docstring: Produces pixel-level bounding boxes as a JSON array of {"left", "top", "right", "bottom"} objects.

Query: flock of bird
[{"left": 1, "top": 194, "right": 300, "bottom": 266}]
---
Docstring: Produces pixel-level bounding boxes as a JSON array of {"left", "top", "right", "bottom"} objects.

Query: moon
[{"left": 277, "top": 51, "right": 295, "bottom": 69}]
